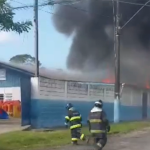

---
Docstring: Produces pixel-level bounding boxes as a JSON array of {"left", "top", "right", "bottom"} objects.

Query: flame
[
  {"left": 102, "top": 78, "right": 114, "bottom": 84},
  {"left": 101, "top": 73, "right": 150, "bottom": 89},
  {"left": 146, "top": 82, "right": 150, "bottom": 89},
  {"left": 101, "top": 69, "right": 115, "bottom": 84}
]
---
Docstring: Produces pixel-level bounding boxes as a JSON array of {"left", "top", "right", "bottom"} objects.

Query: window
[
  {"left": 5, "top": 93, "right": 12, "bottom": 101},
  {"left": 0, "top": 69, "right": 6, "bottom": 80},
  {"left": 0, "top": 94, "right": 4, "bottom": 100}
]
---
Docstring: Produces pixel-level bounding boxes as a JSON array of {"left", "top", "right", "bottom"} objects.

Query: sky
[{"left": 0, "top": 0, "right": 72, "bottom": 69}]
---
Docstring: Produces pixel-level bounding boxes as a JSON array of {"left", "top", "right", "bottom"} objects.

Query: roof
[
  {"left": 0, "top": 61, "right": 113, "bottom": 83},
  {"left": 0, "top": 61, "right": 149, "bottom": 90}
]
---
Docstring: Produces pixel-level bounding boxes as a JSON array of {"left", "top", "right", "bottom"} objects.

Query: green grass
[{"left": 0, "top": 121, "right": 150, "bottom": 150}]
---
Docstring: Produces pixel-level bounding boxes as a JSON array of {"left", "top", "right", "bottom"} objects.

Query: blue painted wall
[
  {"left": 148, "top": 109, "right": 150, "bottom": 118},
  {"left": 0, "top": 66, "right": 31, "bottom": 87},
  {"left": 21, "top": 77, "right": 31, "bottom": 126},
  {"left": 30, "top": 99, "right": 149, "bottom": 129},
  {"left": 0, "top": 66, "right": 32, "bottom": 126}
]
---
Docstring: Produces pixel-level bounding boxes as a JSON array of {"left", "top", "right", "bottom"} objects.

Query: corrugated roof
[
  {"left": 0, "top": 61, "right": 112, "bottom": 83},
  {"left": 0, "top": 61, "right": 149, "bottom": 89}
]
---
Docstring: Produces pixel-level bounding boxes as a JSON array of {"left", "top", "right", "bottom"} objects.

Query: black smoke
[{"left": 52, "top": 0, "right": 150, "bottom": 85}]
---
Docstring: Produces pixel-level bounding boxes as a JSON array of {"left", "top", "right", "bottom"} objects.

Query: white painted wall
[
  {"left": 39, "top": 77, "right": 66, "bottom": 100},
  {"left": 36, "top": 77, "right": 115, "bottom": 102},
  {"left": 31, "top": 77, "right": 39, "bottom": 99},
  {"left": 148, "top": 91, "right": 150, "bottom": 106},
  {"left": 0, "top": 87, "right": 21, "bottom": 101},
  {"left": 31, "top": 77, "right": 150, "bottom": 107},
  {"left": 121, "top": 87, "right": 142, "bottom": 106}
]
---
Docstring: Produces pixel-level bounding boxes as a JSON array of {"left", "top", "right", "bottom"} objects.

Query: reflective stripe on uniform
[
  {"left": 70, "top": 124, "right": 81, "bottom": 129},
  {"left": 65, "top": 116, "right": 70, "bottom": 120},
  {"left": 90, "top": 130, "right": 105, "bottom": 133},
  {"left": 72, "top": 138, "right": 78, "bottom": 141},
  {"left": 69, "top": 107, "right": 74, "bottom": 111},
  {"left": 97, "top": 143, "right": 102, "bottom": 147},
  {"left": 80, "top": 134, "right": 85, "bottom": 140},
  {"left": 89, "top": 119, "right": 102, "bottom": 123},
  {"left": 70, "top": 116, "right": 81, "bottom": 121}
]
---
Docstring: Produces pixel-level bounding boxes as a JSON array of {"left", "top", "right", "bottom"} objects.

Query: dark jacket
[
  {"left": 65, "top": 107, "right": 82, "bottom": 129},
  {"left": 88, "top": 107, "right": 110, "bottom": 134}
]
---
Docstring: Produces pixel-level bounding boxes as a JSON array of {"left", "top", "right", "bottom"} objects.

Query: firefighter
[
  {"left": 65, "top": 103, "right": 86, "bottom": 145},
  {"left": 87, "top": 100, "right": 110, "bottom": 150}
]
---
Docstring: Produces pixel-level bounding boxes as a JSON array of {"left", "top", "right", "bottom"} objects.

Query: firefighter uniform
[
  {"left": 87, "top": 100, "right": 110, "bottom": 150},
  {"left": 65, "top": 106, "right": 86, "bottom": 144}
]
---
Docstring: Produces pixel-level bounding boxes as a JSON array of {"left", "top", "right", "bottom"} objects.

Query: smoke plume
[{"left": 52, "top": 0, "right": 150, "bottom": 85}]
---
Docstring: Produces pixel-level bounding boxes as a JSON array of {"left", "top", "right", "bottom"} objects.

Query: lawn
[{"left": 0, "top": 121, "right": 150, "bottom": 150}]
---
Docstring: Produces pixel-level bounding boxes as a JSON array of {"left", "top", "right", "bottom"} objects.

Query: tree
[
  {"left": 9, "top": 54, "right": 42, "bottom": 66},
  {"left": 0, "top": 0, "right": 32, "bottom": 33}
]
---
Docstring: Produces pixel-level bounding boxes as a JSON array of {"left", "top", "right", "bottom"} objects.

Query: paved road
[{"left": 48, "top": 127, "right": 150, "bottom": 150}]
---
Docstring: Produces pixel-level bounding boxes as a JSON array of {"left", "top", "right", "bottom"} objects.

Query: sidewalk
[{"left": 0, "top": 118, "right": 29, "bottom": 134}]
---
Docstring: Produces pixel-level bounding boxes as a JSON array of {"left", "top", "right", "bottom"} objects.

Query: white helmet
[{"left": 94, "top": 100, "right": 103, "bottom": 108}]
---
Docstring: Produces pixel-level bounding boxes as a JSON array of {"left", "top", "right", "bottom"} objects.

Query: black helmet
[
  {"left": 66, "top": 103, "right": 73, "bottom": 110},
  {"left": 94, "top": 100, "right": 103, "bottom": 108}
]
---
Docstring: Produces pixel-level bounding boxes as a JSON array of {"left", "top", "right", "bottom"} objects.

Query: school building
[{"left": 0, "top": 61, "right": 150, "bottom": 128}]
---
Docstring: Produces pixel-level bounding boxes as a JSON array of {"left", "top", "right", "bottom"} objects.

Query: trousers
[
  {"left": 71, "top": 127, "right": 85, "bottom": 143},
  {"left": 92, "top": 133, "right": 107, "bottom": 150}
]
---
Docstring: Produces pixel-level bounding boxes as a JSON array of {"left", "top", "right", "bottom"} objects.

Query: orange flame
[
  {"left": 146, "top": 82, "right": 150, "bottom": 89},
  {"left": 102, "top": 78, "right": 114, "bottom": 84},
  {"left": 101, "top": 69, "right": 115, "bottom": 84}
]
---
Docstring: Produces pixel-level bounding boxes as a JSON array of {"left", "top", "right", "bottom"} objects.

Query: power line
[
  {"left": 11, "top": 0, "right": 150, "bottom": 10},
  {"left": 10, "top": 0, "right": 112, "bottom": 18},
  {"left": 121, "top": 0, "right": 150, "bottom": 29},
  {"left": 11, "top": 0, "right": 48, "bottom": 10},
  {"left": 59, "top": 4, "right": 111, "bottom": 18},
  {"left": 10, "top": 0, "right": 150, "bottom": 29},
  {"left": 119, "top": 0, "right": 150, "bottom": 7},
  {"left": 104, "top": 0, "right": 150, "bottom": 7},
  {"left": 10, "top": 0, "right": 64, "bottom": 16}
]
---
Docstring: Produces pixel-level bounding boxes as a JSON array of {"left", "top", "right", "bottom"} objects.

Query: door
[
  {"left": 142, "top": 92, "right": 148, "bottom": 119},
  {"left": 20, "top": 77, "right": 31, "bottom": 126}
]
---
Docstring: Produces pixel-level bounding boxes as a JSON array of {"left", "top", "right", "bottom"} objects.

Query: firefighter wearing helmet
[
  {"left": 65, "top": 103, "right": 86, "bottom": 145},
  {"left": 87, "top": 100, "right": 110, "bottom": 150}
]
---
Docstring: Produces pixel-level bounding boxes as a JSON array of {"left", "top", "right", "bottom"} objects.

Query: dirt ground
[
  {"left": 47, "top": 127, "right": 150, "bottom": 150},
  {"left": 104, "top": 127, "right": 150, "bottom": 150}
]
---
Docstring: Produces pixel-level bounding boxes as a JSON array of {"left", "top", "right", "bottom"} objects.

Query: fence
[
  {"left": 30, "top": 77, "right": 150, "bottom": 129},
  {"left": 38, "top": 77, "right": 114, "bottom": 102}
]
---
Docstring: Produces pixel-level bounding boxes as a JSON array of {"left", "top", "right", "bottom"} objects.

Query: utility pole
[
  {"left": 114, "top": 0, "right": 121, "bottom": 123},
  {"left": 34, "top": 0, "right": 39, "bottom": 77}
]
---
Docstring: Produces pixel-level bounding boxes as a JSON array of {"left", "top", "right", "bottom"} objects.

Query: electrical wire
[
  {"left": 121, "top": 0, "right": 150, "bottom": 29},
  {"left": 10, "top": 0, "right": 112, "bottom": 18},
  {"left": 103, "top": 0, "right": 150, "bottom": 7},
  {"left": 11, "top": 0, "right": 150, "bottom": 10},
  {"left": 119, "top": 0, "right": 150, "bottom": 7},
  {"left": 10, "top": 0, "right": 150, "bottom": 29}
]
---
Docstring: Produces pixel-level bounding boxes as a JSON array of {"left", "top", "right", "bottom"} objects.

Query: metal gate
[
  {"left": 21, "top": 77, "right": 31, "bottom": 126},
  {"left": 142, "top": 92, "right": 148, "bottom": 119}
]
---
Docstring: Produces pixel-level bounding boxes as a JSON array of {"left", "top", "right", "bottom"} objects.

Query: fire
[
  {"left": 102, "top": 78, "right": 114, "bottom": 84},
  {"left": 146, "top": 82, "right": 150, "bottom": 89},
  {"left": 101, "top": 73, "right": 150, "bottom": 89},
  {"left": 101, "top": 70, "right": 115, "bottom": 84}
]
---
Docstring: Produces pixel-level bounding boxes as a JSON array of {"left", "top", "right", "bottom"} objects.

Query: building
[{"left": 0, "top": 61, "right": 150, "bottom": 129}]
